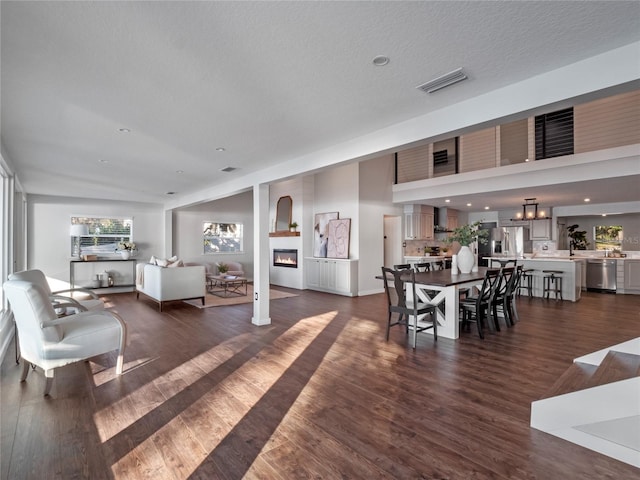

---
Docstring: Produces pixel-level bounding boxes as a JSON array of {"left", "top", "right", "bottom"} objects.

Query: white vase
[
  {"left": 120, "top": 250, "right": 131, "bottom": 260},
  {"left": 457, "top": 246, "right": 474, "bottom": 274}
]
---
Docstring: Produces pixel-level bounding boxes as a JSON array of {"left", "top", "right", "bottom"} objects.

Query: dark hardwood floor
[{"left": 2, "top": 289, "right": 639, "bottom": 479}]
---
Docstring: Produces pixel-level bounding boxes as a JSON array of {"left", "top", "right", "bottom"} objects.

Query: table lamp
[{"left": 70, "top": 224, "right": 89, "bottom": 259}]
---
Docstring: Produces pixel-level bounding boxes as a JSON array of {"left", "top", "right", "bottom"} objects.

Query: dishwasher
[{"left": 586, "top": 259, "right": 617, "bottom": 292}]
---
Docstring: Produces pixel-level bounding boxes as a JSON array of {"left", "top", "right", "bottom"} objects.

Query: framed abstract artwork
[
  {"left": 327, "top": 218, "right": 351, "bottom": 259},
  {"left": 313, "top": 212, "right": 338, "bottom": 257}
]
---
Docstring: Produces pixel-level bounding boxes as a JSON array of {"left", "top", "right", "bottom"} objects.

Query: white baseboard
[{"left": 358, "top": 288, "right": 384, "bottom": 296}]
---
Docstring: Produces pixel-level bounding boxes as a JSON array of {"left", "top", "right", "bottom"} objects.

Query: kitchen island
[
  {"left": 403, "top": 255, "right": 447, "bottom": 268},
  {"left": 487, "top": 257, "right": 583, "bottom": 301}
]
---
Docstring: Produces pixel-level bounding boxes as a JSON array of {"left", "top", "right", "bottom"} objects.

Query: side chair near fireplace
[{"left": 3, "top": 279, "right": 127, "bottom": 396}]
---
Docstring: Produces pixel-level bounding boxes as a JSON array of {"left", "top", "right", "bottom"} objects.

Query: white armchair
[
  {"left": 3, "top": 279, "right": 127, "bottom": 396},
  {"left": 9, "top": 269, "right": 104, "bottom": 314}
]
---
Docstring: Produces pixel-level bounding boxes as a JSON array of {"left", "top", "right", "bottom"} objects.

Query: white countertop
[
  {"left": 487, "top": 256, "right": 578, "bottom": 263},
  {"left": 487, "top": 255, "right": 633, "bottom": 262}
]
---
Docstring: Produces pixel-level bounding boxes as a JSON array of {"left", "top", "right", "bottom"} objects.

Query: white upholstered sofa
[{"left": 136, "top": 263, "right": 206, "bottom": 311}]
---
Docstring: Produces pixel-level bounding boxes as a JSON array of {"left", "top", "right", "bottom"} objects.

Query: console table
[{"left": 70, "top": 259, "right": 137, "bottom": 291}]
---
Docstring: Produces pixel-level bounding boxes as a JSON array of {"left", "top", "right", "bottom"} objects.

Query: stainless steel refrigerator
[{"left": 478, "top": 226, "right": 532, "bottom": 266}]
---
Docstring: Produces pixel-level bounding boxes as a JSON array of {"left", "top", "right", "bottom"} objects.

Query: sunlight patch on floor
[
  {"left": 93, "top": 331, "right": 257, "bottom": 442},
  {"left": 110, "top": 311, "right": 340, "bottom": 477}
]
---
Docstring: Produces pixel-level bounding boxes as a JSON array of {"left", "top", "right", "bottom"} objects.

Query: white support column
[
  {"left": 252, "top": 183, "right": 271, "bottom": 326},
  {"left": 164, "top": 209, "right": 173, "bottom": 258}
]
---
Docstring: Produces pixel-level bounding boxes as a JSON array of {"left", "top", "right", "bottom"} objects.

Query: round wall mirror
[{"left": 275, "top": 196, "right": 292, "bottom": 231}]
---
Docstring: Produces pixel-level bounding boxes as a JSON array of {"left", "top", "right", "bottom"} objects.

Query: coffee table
[{"left": 207, "top": 275, "right": 248, "bottom": 298}]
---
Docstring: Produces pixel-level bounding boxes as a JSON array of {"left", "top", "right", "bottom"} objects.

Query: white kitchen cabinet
[
  {"left": 530, "top": 219, "right": 551, "bottom": 240},
  {"left": 305, "top": 258, "right": 358, "bottom": 296},
  {"left": 615, "top": 260, "right": 640, "bottom": 294},
  {"left": 447, "top": 212, "right": 458, "bottom": 230},
  {"left": 437, "top": 207, "right": 458, "bottom": 231},
  {"left": 404, "top": 204, "right": 434, "bottom": 240},
  {"left": 623, "top": 260, "right": 640, "bottom": 293}
]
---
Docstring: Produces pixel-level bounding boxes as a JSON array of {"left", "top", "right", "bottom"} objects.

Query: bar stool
[
  {"left": 542, "top": 270, "right": 563, "bottom": 300},
  {"left": 517, "top": 269, "right": 535, "bottom": 297}
]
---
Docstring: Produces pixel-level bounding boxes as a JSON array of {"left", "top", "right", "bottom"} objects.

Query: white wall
[
  {"left": 358, "top": 154, "right": 403, "bottom": 295},
  {"left": 269, "top": 178, "right": 306, "bottom": 289},
  {"left": 313, "top": 163, "right": 359, "bottom": 258},
  {"left": 28, "top": 194, "right": 164, "bottom": 283},
  {"left": 172, "top": 190, "right": 255, "bottom": 278}
]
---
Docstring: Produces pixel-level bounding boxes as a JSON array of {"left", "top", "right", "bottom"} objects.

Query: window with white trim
[
  {"left": 203, "top": 222, "right": 243, "bottom": 254},
  {"left": 71, "top": 217, "right": 133, "bottom": 257},
  {"left": 0, "top": 167, "right": 7, "bottom": 309}
]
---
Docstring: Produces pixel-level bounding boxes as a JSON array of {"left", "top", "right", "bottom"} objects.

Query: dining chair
[
  {"left": 459, "top": 268, "right": 501, "bottom": 339},
  {"left": 490, "top": 258, "right": 516, "bottom": 268},
  {"left": 414, "top": 262, "right": 431, "bottom": 272},
  {"left": 393, "top": 264, "right": 411, "bottom": 270},
  {"left": 381, "top": 266, "right": 437, "bottom": 349},
  {"left": 3, "top": 279, "right": 127, "bottom": 396},
  {"left": 504, "top": 265, "right": 523, "bottom": 325},
  {"left": 491, "top": 267, "right": 517, "bottom": 328}
]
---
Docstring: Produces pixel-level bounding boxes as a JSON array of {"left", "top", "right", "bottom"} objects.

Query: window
[
  {"left": 594, "top": 225, "right": 623, "bottom": 251},
  {"left": 203, "top": 222, "right": 243, "bottom": 254},
  {"left": 0, "top": 167, "right": 8, "bottom": 309},
  {"left": 535, "top": 107, "right": 574, "bottom": 160},
  {"left": 71, "top": 216, "right": 133, "bottom": 256},
  {"left": 432, "top": 137, "right": 458, "bottom": 177}
]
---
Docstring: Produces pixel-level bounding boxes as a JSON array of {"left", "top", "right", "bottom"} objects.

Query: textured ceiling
[{"left": 1, "top": 1, "right": 640, "bottom": 207}]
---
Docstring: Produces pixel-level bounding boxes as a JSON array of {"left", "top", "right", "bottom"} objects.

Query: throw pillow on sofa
[{"left": 149, "top": 255, "right": 180, "bottom": 267}]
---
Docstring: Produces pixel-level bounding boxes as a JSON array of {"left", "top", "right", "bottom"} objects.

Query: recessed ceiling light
[
  {"left": 220, "top": 166, "right": 237, "bottom": 173},
  {"left": 584, "top": 198, "right": 591, "bottom": 202},
  {"left": 466, "top": 203, "right": 472, "bottom": 207},
  {"left": 98, "top": 159, "right": 109, "bottom": 163},
  {"left": 372, "top": 55, "right": 390, "bottom": 66},
  {"left": 484, "top": 206, "right": 490, "bottom": 210},
  {"left": 216, "top": 147, "right": 226, "bottom": 152},
  {"left": 118, "top": 128, "right": 131, "bottom": 133},
  {"left": 166, "top": 191, "right": 176, "bottom": 195},
  {"left": 176, "top": 170, "right": 184, "bottom": 174},
  {"left": 445, "top": 199, "right": 450, "bottom": 203},
  {"left": 525, "top": 158, "right": 530, "bottom": 162},
  {"left": 602, "top": 214, "right": 607, "bottom": 217}
]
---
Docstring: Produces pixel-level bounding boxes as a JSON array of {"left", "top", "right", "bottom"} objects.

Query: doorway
[{"left": 383, "top": 215, "right": 402, "bottom": 268}]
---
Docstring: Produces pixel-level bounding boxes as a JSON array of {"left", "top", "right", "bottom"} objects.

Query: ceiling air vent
[
  {"left": 220, "top": 166, "right": 237, "bottom": 173},
  {"left": 416, "top": 68, "right": 468, "bottom": 94}
]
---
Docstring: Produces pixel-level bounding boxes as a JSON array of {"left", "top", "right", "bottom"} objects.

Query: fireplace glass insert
[{"left": 273, "top": 249, "right": 298, "bottom": 268}]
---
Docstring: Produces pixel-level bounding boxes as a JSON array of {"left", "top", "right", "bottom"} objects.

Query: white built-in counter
[{"left": 305, "top": 257, "right": 358, "bottom": 296}]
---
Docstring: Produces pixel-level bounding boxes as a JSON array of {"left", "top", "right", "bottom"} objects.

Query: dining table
[{"left": 388, "top": 267, "right": 492, "bottom": 340}]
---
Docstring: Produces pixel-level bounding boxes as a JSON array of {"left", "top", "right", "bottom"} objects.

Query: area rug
[{"left": 184, "top": 284, "right": 298, "bottom": 308}]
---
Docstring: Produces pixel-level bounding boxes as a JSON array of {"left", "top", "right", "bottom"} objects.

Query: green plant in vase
[
  {"left": 217, "top": 262, "right": 229, "bottom": 274},
  {"left": 447, "top": 221, "right": 489, "bottom": 273},
  {"left": 448, "top": 221, "right": 489, "bottom": 247}
]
